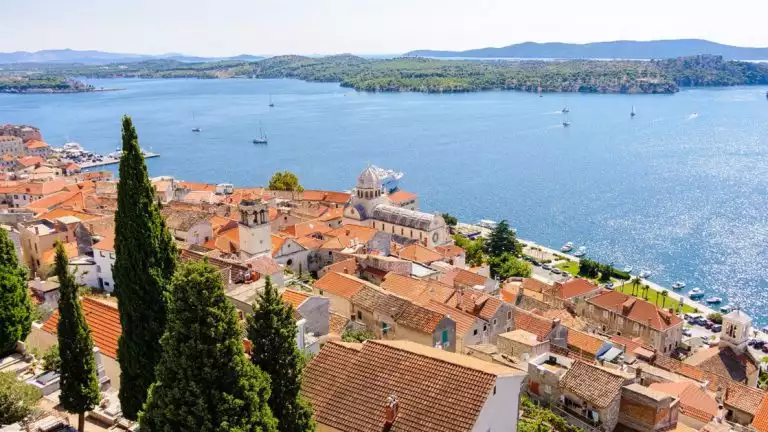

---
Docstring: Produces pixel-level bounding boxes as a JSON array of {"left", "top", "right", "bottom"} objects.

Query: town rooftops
[
  {"left": 650, "top": 381, "right": 718, "bottom": 423},
  {"left": 559, "top": 361, "right": 628, "bottom": 409},
  {"left": 566, "top": 328, "right": 607, "bottom": 356},
  {"left": 160, "top": 207, "right": 212, "bottom": 232},
  {"left": 302, "top": 339, "right": 521, "bottom": 432},
  {"left": 435, "top": 244, "right": 464, "bottom": 259},
  {"left": 396, "top": 303, "right": 448, "bottom": 334},
  {"left": 324, "top": 224, "right": 378, "bottom": 249},
  {"left": 397, "top": 243, "right": 444, "bottom": 264},
  {"left": 514, "top": 309, "right": 554, "bottom": 341},
  {"left": 588, "top": 290, "right": 682, "bottom": 331},
  {"left": 556, "top": 278, "right": 600, "bottom": 299},
  {"left": 281, "top": 220, "right": 332, "bottom": 238},
  {"left": 724, "top": 308, "right": 752, "bottom": 324},
  {"left": 43, "top": 297, "right": 121, "bottom": 359},
  {"left": 320, "top": 258, "right": 358, "bottom": 276},
  {"left": 753, "top": 395, "right": 768, "bottom": 432},
  {"left": 684, "top": 346, "right": 757, "bottom": 385},
  {"left": 499, "top": 329, "right": 545, "bottom": 347},
  {"left": 93, "top": 235, "right": 115, "bottom": 253},
  {"left": 281, "top": 289, "right": 311, "bottom": 309},
  {"left": 380, "top": 272, "right": 455, "bottom": 305},
  {"left": 300, "top": 190, "right": 351, "bottom": 205},
  {"left": 16, "top": 156, "right": 44, "bottom": 167},
  {"left": 314, "top": 272, "right": 372, "bottom": 300},
  {"left": 387, "top": 190, "right": 417, "bottom": 204},
  {"left": 424, "top": 299, "right": 477, "bottom": 336},
  {"left": 441, "top": 267, "right": 487, "bottom": 288},
  {"left": 351, "top": 285, "right": 411, "bottom": 317},
  {"left": 24, "top": 140, "right": 49, "bottom": 149}
]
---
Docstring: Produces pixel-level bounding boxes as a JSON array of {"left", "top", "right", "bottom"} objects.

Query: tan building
[
  {"left": 312, "top": 271, "right": 371, "bottom": 319},
  {"left": 497, "top": 329, "right": 550, "bottom": 360},
  {"left": 559, "top": 361, "right": 634, "bottom": 432},
  {"left": 585, "top": 290, "right": 683, "bottom": 354},
  {"left": 0, "top": 135, "right": 25, "bottom": 157}
]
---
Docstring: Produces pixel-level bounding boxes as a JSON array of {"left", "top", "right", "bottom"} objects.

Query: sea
[{"left": 2, "top": 78, "right": 768, "bottom": 323}]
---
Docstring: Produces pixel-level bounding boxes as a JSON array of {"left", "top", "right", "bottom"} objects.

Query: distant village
[{"left": 2, "top": 124, "right": 768, "bottom": 432}]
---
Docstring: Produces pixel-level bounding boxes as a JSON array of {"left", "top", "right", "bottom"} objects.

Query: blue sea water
[{"left": 2, "top": 78, "right": 768, "bottom": 322}]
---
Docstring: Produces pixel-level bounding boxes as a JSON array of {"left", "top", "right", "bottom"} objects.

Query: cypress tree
[
  {"left": 54, "top": 242, "right": 100, "bottom": 432},
  {"left": 139, "top": 261, "right": 277, "bottom": 432},
  {"left": 114, "top": 115, "right": 177, "bottom": 420},
  {"left": 0, "top": 227, "right": 33, "bottom": 355},
  {"left": 247, "top": 277, "right": 315, "bottom": 432}
]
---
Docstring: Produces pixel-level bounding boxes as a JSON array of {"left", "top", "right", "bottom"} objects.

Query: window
[
  {"left": 287, "top": 259, "right": 293, "bottom": 266},
  {"left": 483, "top": 324, "right": 487, "bottom": 331},
  {"left": 473, "top": 329, "right": 478, "bottom": 336},
  {"left": 493, "top": 386, "right": 497, "bottom": 395},
  {"left": 441, "top": 330, "right": 449, "bottom": 345},
  {"left": 602, "top": 310, "right": 609, "bottom": 319},
  {"left": 544, "top": 385, "right": 552, "bottom": 395},
  {"left": 357, "top": 311, "right": 362, "bottom": 320},
  {"left": 382, "top": 322, "right": 389, "bottom": 335},
  {"left": 319, "top": 290, "right": 324, "bottom": 295},
  {"left": 400, "top": 228, "right": 404, "bottom": 235},
  {"left": 410, "top": 230, "right": 413, "bottom": 238},
  {"left": 373, "top": 222, "right": 376, "bottom": 229},
  {"left": 493, "top": 318, "right": 497, "bottom": 326},
  {"left": 104, "top": 281, "right": 110, "bottom": 287},
  {"left": 100, "top": 251, "right": 105, "bottom": 257},
  {"left": 507, "top": 311, "right": 512, "bottom": 319}
]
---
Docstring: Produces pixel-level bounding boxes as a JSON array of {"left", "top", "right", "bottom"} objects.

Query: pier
[{"left": 76, "top": 152, "right": 159, "bottom": 169}]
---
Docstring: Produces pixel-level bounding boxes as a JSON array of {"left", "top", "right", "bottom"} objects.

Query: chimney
[
  {"left": 552, "top": 317, "right": 561, "bottom": 329},
  {"left": 33, "top": 276, "right": 43, "bottom": 292},
  {"left": 383, "top": 395, "right": 399, "bottom": 430},
  {"left": 635, "top": 366, "right": 642, "bottom": 381},
  {"left": 456, "top": 289, "right": 463, "bottom": 308}
]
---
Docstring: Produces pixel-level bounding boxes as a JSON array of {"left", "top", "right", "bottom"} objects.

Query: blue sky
[{"left": 4, "top": 0, "right": 767, "bottom": 56}]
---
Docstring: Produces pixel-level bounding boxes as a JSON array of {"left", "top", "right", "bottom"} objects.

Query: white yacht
[
  {"left": 573, "top": 246, "right": 587, "bottom": 257},
  {"left": 622, "top": 266, "right": 633, "bottom": 273},
  {"left": 560, "top": 242, "right": 574, "bottom": 252},
  {"left": 638, "top": 270, "right": 652, "bottom": 278},
  {"left": 671, "top": 281, "right": 686, "bottom": 290},
  {"left": 688, "top": 287, "right": 705, "bottom": 299}
]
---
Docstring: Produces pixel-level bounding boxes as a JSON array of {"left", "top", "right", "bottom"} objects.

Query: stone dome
[{"left": 357, "top": 166, "right": 381, "bottom": 190}]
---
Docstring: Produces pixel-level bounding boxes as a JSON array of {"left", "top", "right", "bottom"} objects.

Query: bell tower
[
  {"left": 238, "top": 199, "right": 271, "bottom": 257},
  {"left": 719, "top": 308, "right": 752, "bottom": 355}
]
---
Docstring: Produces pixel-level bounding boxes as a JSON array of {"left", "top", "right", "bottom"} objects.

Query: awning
[{"left": 599, "top": 347, "right": 623, "bottom": 362}]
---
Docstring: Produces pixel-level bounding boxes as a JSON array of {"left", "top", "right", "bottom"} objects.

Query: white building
[
  {"left": 344, "top": 166, "right": 450, "bottom": 248},
  {"left": 92, "top": 236, "right": 116, "bottom": 292},
  {"left": 238, "top": 198, "right": 272, "bottom": 259}
]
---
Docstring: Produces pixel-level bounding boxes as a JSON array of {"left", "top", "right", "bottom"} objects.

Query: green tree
[
  {"left": 707, "top": 313, "right": 723, "bottom": 324},
  {"left": 453, "top": 234, "right": 485, "bottom": 267},
  {"left": 54, "top": 243, "right": 100, "bottom": 432},
  {"left": 598, "top": 263, "right": 613, "bottom": 283},
  {"left": 140, "top": 261, "right": 277, "bottom": 432},
  {"left": 269, "top": 171, "right": 304, "bottom": 192},
  {"left": 247, "top": 277, "right": 315, "bottom": 432},
  {"left": 42, "top": 344, "right": 61, "bottom": 373},
  {"left": 0, "top": 371, "right": 39, "bottom": 425},
  {"left": 0, "top": 228, "right": 33, "bottom": 356},
  {"left": 341, "top": 329, "right": 376, "bottom": 342},
  {"left": 631, "top": 276, "right": 641, "bottom": 296},
  {"left": 486, "top": 220, "right": 522, "bottom": 278},
  {"left": 661, "top": 290, "right": 669, "bottom": 309},
  {"left": 115, "top": 115, "right": 178, "bottom": 420},
  {"left": 441, "top": 213, "right": 458, "bottom": 227},
  {"left": 490, "top": 253, "right": 533, "bottom": 279}
]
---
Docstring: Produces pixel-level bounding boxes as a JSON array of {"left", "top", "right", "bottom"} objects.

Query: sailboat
[
  {"left": 268, "top": 94, "right": 275, "bottom": 108},
  {"left": 562, "top": 114, "right": 571, "bottom": 127},
  {"left": 630, "top": 105, "right": 636, "bottom": 118},
  {"left": 561, "top": 103, "right": 569, "bottom": 114},
  {"left": 191, "top": 112, "right": 201, "bottom": 132},
  {"left": 253, "top": 126, "right": 268, "bottom": 144}
]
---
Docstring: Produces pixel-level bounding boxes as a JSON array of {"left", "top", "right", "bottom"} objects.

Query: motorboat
[
  {"left": 720, "top": 305, "right": 733, "bottom": 313},
  {"left": 560, "top": 242, "right": 574, "bottom": 252},
  {"left": 671, "top": 281, "right": 686, "bottom": 290},
  {"left": 477, "top": 220, "right": 498, "bottom": 230},
  {"left": 705, "top": 296, "right": 723, "bottom": 304},
  {"left": 573, "top": 246, "right": 587, "bottom": 257},
  {"left": 638, "top": 270, "right": 652, "bottom": 278},
  {"left": 192, "top": 127, "right": 201, "bottom": 132},
  {"left": 688, "top": 288, "right": 705, "bottom": 299},
  {"left": 622, "top": 266, "right": 633, "bottom": 273}
]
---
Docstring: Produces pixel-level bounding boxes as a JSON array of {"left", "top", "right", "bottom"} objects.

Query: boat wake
[{"left": 686, "top": 113, "right": 699, "bottom": 120}]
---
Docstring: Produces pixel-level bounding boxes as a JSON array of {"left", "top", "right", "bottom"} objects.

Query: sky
[{"left": 3, "top": 0, "right": 768, "bottom": 56}]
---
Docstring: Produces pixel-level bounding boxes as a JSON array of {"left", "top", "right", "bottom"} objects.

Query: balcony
[{"left": 550, "top": 403, "right": 602, "bottom": 432}]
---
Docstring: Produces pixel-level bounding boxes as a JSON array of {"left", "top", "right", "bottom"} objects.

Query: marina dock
[{"left": 76, "top": 152, "right": 159, "bottom": 169}]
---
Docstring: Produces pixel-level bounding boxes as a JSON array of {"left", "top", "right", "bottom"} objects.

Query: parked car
[
  {"left": 542, "top": 264, "right": 552, "bottom": 270},
  {"left": 682, "top": 328, "right": 692, "bottom": 337},
  {"left": 761, "top": 344, "right": 768, "bottom": 354},
  {"left": 754, "top": 340, "right": 766, "bottom": 349},
  {"left": 711, "top": 324, "right": 722, "bottom": 333},
  {"left": 605, "top": 282, "right": 614, "bottom": 289},
  {"left": 704, "top": 321, "right": 714, "bottom": 330},
  {"left": 531, "top": 260, "right": 541, "bottom": 267},
  {"left": 551, "top": 268, "right": 562, "bottom": 274},
  {"left": 695, "top": 317, "right": 708, "bottom": 326}
]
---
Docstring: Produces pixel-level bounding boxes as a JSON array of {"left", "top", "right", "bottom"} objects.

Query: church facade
[{"left": 343, "top": 166, "right": 450, "bottom": 248}]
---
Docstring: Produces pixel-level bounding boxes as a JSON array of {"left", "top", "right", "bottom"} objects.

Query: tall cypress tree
[
  {"left": 247, "top": 277, "right": 315, "bottom": 432},
  {"left": 140, "top": 261, "right": 277, "bottom": 432},
  {"left": 54, "top": 242, "right": 100, "bottom": 432},
  {"left": 0, "top": 227, "right": 33, "bottom": 355},
  {"left": 114, "top": 115, "right": 177, "bottom": 420}
]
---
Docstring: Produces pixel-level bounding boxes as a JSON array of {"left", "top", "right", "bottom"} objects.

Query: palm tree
[
  {"left": 661, "top": 290, "right": 669, "bottom": 309},
  {"left": 631, "top": 276, "right": 641, "bottom": 297},
  {"left": 643, "top": 284, "right": 650, "bottom": 301}
]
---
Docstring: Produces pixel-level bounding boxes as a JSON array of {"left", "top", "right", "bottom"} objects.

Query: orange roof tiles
[
  {"left": 37, "top": 208, "right": 101, "bottom": 222},
  {"left": 477, "top": 297, "right": 503, "bottom": 321},
  {"left": 42, "top": 297, "right": 121, "bottom": 359},
  {"left": 588, "top": 290, "right": 682, "bottom": 331},
  {"left": 281, "top": 221, "right": 332, "bottom": 238},
  {"left": 25, "top": 189, "right": 82, "bottom": 213},
  {"left": 557, "top": 278, "right": 600, "bottom": 299},
  {"left": 441, "top": 268, "right": 487, "bottom": 288},
  {"left": 425, "top": 299, "right": 477, "bottom": 336},
  {"left": 16, "top": 156, "right": 44, "bottom": 167},
  {"left": 303, "top": 340, "right": 515, "bottom": 432},
  {"left": 24, "top": 140, "right": 48, "bottom": 149},
  {"left": 435, "top": 244, "right": 464, "bottom": 259},
  {"left": 566, "top": 328, "right": 606, "bottom": 356},
  {"left": 271, "top": 234, "right": 287, "bottom": 256},
  {"left": 177, "top": 181, "right": 217, "bottom": 192},
  {"left": 685, "top": 346, "right": 757, "bottom": 385},
  {"left": 281, "top": 289, "right": 311, "bottom": 309},
  {"left": 387, "top": 190, "right": 417, "bottom": 203},
  {"left": 514, "top": 309, "right": 553, "bottom": 341},
  {"left": 380, "top": 273, "right": 455, "bottom": 305},
  {"left": 296, "top": 236, "right": 324, "bottom": 249},
  {"left": 397, "top": 243, "right": 444, "bottom": 264},
  {"left": 752, "top": 395, "right": 768, "bottom": 432},
  {"left": 318, "top": 207, "right": 344, "bottom": 222},
  {"left": 396, "top": 303, "right": 447, "bottom": 334},
  {"left": 40, "top": 241, "right": 78, "bottom": 265},
  {"left": 314, "top": 272, "right": 370, "bottom": 300},
  {"left": 325, "top": 225, "right": 378, "bottom": 249},
  {"left": 649, "top": 382, "right": 718, "bottom": 423},
  {"left": 560, "top": 361, "right": 627, "bottom": 408},
  {"left": 321, "top": 258, "right": 358, "bottom": 276},
  {"left": 93, "top": 235, "right": 115, "bottom": 253},
  {"left": 300, "top": 190, "right": 351, "bottom": 205}
]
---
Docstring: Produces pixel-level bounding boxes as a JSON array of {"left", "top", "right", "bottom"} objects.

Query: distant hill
[
  {"left": 405, "top": 39, "right": 768, "bottom": 61},
  {"left": 0, "top": 49, "right": 263, "bottom": 64}
]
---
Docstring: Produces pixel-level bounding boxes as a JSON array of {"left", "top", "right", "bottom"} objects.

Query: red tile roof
[
  {"left": 435, "top": 244, "right": 465, "bottom": 259},
  {"left": 324, "top": 225, "right": 378, "bottom": 248},
  {"left": 314, "top": 272, "right": 370, "bottom": 300},
  {"left": 302, "top": 340, "right": 517, "bottom": 432},
  {"left": 424, "top": 300, "right": 477, "bottom": 336},
  {"left": 559, "top": 361, "right": 627, "bottom": 408},
  {"left": 649, "top": 382, "right": 718, "bottom": 423},
  {"left": 557, "top": 278, "right": 600, "bottom": 299},
  {"left": 16, "top": 156, "right": 44, "bottom": 167},
  {"left": 296, "top": 236, "right": 324, "bottom": 249},
  {"left": 387, "top": 190, "right": 417, "bottom": 204},
  {"left": 281, "top": 289, "right": 311, "bottom": 309},
  {"left": 566, "top": 328, "right": 606, "bottom": 356},
  {"left": 328, "top": 312, "right": 350, "bottom": 335},
  {"left": 300, "top": 190, "right": 351, "bottom": 205},
  {"left": 396, "top": 303, "right": 447, "bottom": 334},
  {"left": 514, "top": 309, "right": 553, "bottom": 341},
  {"left": 588, "top": 290, "right": 682, "bottom": 331},
  {"left": 441, "top": 268, "right": 487, "bottom": 288},
  {"left": 24, "top": 140, "right": 48, "bottom": 149},
  {"left": 753, "top": 394, "right": 768, "bottom": 432},
  {"left": 380, "top": 273, "right": 455, "bottom": 305},
  {"left": 281, "top": 221, "right": 332, "bottom": 238},
  {"left": 42, "top": 297, "right": 121, "bottom": 359},
  {"left": 397, "top": 244, "right": 444, "bottom": 264},
  {"left": 93, "top": 235, "right": 115, "bottom": 253}
]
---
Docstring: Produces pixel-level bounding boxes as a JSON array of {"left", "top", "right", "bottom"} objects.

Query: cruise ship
[{"left": 371, "top": 165, "right": 404, "bottom": 193}]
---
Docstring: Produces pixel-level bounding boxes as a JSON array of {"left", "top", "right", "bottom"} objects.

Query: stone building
[{"left": 497, "top": 329, "right": 550, "bottom": 360}]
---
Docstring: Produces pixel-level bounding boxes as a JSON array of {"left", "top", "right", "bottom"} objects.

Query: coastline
[{"left": 0, "top": 87, "right": 124, "bottom": 94}]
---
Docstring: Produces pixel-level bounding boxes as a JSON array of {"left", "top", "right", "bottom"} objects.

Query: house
[
  {"left": 441, "top": 267, "right": 499, "bottom": 294},
  {"left": 281, "top": 289, "right": 330, "bottom": 336},
  {"left": 387, "top": 190, "right": 418, "bottom": 210},
  {"left": 619, "top": 383, "right": 679, "bottom": 432},
  {"left": 424, "top": 299, "right": 485, "bottom": 353},
  {"left": 566, "top": 327, "right": 612, "bottom": 361},
  {"left": 0, "top": 135, "right": 25, "bottom": 156},
  {"left": 649, "top": 381, "right": 718, "bottom": 428},
  {"left": 19, "top": 217, "right": 82, "bottom": 274},
  {"left": 302, "top": 339, "right": 525, "bottom": 432},
  {"left": 395, "top": 302, "right": 456, "bottom": 351},
  {"left": 559, "top": 360, "right": 633, "bottom": 432},
  {"left": 752, "top": 395, "right": 768, "bottom": 432},
  {"left": 497, "top": 329, "right": 551, "bottom": 360},
  {"left": 435, "top": 244, "right": 466, "bottom": 268},
  {"left": 585, "top": 290, "right": 683, "bottom": 354},
  {"left": 28, "top": 277, "right": 60, "bottom": 307},
  {"left": 526, "top": 351, "right": 575, "bottom": 406},
  {"left": 514, "top": 309, "right": 569, "bottom": 349},
  {"left": 312, "top": 271, "right": 371, "bottom": 319},
  {"left": 92, "top": 234, "right": 116, "bottom": 292},
  {"left": 298, "top": 189, "right": 351, "bottom": 209},
  {"left": 2, "top": 178, "right": 66, "bottom": 208},
  {"left": 23, "top": 140, "right": 52, "bottom": 158},
  {"left": 271, "top": 234, "right": 310, "bottom": 274},
  {"left": 543, "top": 278, "right": 601, "bottom": 309},
  {"left": 380, "top": 272, "right": 456, "bottom": 305},
  {"left": 446, "top": 290, "right": 513, "bottom": 343},
  {"left": 396, "top": 243, "right": 444, "bottom": 265},
  {"left": 161, "top": 207, "right": 214, "bottom": 244},
  {"left": 317, "top": 257, "right": 358, "bottom": 279}
]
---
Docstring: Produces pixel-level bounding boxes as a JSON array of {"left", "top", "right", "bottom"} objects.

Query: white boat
[
  {"left": 562, "top": 104, "right": 569, "bottom": 114},
  {"left": 477, "top": 219, "right": 498, "bottom": 230},
  {"left": 638, "top": 270, "right": 652, "bottom": 278},
  {"left": 253, "top": 126, "right": 268, "bottom": 144},
  {"left": 371, "top": 166, "right": 404, "bottom": 193},
  {"left": 191, "top": 112, "right": 201, "bottom": 132},
  {"left": 622, "top": 266, "right": 633, "bottom": 273},
  {"left": 671, "top": 281, "right": 686, "bottom": 290},
  {"left": 268, "top": 94, "right": 275, "bottom": 108},
  {"left": 688, "top": 287, "right": 704, "bottom": 299},
  {"left": 573, "top": 246, "right": 587, "bottom": 257},
  {"left": 720, "top": 305, "right": 733, "bottom": 313},
  {"left": 560, "top": 242, "right": 574, "bottom": 252},
  {"left": 562, "top": 116, "right": 571, "bottom": 127},
  {"left": 62, "top": 142, "right": 84, "bottom": 152},
  {"left": 705, "top": 296, "right": 723, "bottom": 304}
]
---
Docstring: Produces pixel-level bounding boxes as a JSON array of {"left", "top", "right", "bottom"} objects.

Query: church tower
[
  {"left": 238, "top": 198, "right": 271, "bottom": 258},
  {"left": 719, "top": 308, "right": 752, "bottom": 355},
  {"left": 344, "top": 166, "right": 391, "bottom": 225}
]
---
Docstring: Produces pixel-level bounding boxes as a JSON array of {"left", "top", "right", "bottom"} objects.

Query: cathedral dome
[{"left": 357, "top": 166, "right": 381, "bottom": 190}]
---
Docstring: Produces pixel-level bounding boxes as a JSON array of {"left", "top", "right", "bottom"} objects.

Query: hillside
[
  {"left": 0, "top": 49, "right": 263, "bottom": 64},
  {"left": 406, "top": 39, "right": 768, "bottom": 61}
]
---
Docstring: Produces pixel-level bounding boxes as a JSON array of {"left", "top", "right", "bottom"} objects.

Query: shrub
[{"left": 707, "top": 313, "right": 723, "bottom": 324}]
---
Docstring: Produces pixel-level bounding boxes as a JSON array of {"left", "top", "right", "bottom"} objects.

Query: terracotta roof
[
  {"left": 685, "top": 346, "right": 757, "bottom": 385},
  {"left": 325, "top": 224, "right": 378, "bottom": 248},
  {"left": 177, "top": 181, "right": 217, "bottom": 192},
  {"left": 380, "top": 272, "right": 455, "bottom": 305},
  {"left": 160, "top": 207, "right": 211, "bottom": 232},
  {"left": 441, "top": 268, "right": 487, "bottom": 288},
  {"left": 609, "top": 335, "right": 654, "bottom": 354},
  {"left": 557, "top": 278, "right": 600, "bottom": 299},
  {"left": 296, "top": 236, "right": 324, "bottom": 249},
  {"left": 281, "top": 289, "right": 311, "bottom": 309},
  {"left": 93, "top": 235, "right": 115, "bottom": 253},
  {"left": 752, "top": 394, "right": 768, "bottom": 432},
  {"left": 396, "top": 303, "right": 447, "bottom": 334},
  {"left": 350, "top": 285, "right": 411, "bottom": 317},
  {"left": 210, "top": 215, "right": 237, "bottom": 232},
  {"left": 318, "top": 207, "right": 344, "bottom": 222},
  {"left": 281, "top": 221, "right": 332, "bottom": 238},
  {"left": 300, "top": 190, "right": 351, "bottom": 205},
  {"left": 396, "top": 244, "right": 444, "bottom": 264},
  {"left": 477, "top": 297, "right": 503, "bottom": 321},
  {"left": 424, "top": 300, "right": 478, "bottom": 336},
  {"left": 321, "top": 258, "right": 358, "bottom": 276},
  {"left": 387, "top": 190, "right": 417, "bottom": 203},
  {"left": 328, "top": 312, "right": 350, "bottom": 335},
  {"left": 247, "top": 256, "right": 282, "bottom": 276},
  {"left": 42, "top": 297, "right": 121, "bottom": 359},
  {"left": 514, "top": 309, "right": 553, "bottom": 341},
  {"left": 37, "top": 208, "right": 101, "bottom": 221},
  {"left": 566, "top": 328, "right": 606, "bottom": 356},
  {"left": 435, "top": 244, "right": 464, "bottom": 259},
  {"left": 16, "top": 156, "right": 44, "bottom": 167},
  {"left": 587, "top": 290, "right": 682, "bottom": 331},
  {"left": 303, "top": 339, "right": 518, "bottom": 432},
  {"left": 271, "top": 234, "right": 287, "bottom": 256},
  {"left": 24, "top": 140, "right": 48, "bottom": 149},
  {"left": 559, "top": 361, "right": 627, "bottom": 408},
  {"left": 649, "top": 382, "right": 718, "bottom": 423},
  {"left": 40, "top": 241, "right": 78, "bottom": 265},
  {"left": 314, "top": 272, "right": 370, "bottom": 300}
]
